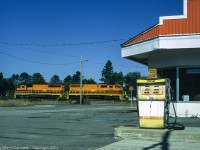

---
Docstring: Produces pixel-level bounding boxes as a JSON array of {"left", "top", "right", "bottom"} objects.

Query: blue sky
[{"left": 0, "top": 0, "right": 183, "bottom": 82}]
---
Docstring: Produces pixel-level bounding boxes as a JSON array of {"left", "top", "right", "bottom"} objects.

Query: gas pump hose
[{"left": 167, "top": 101, "right": 185, "bottom": 130}]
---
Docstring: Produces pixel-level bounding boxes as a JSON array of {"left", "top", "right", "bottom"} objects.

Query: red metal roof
[{"left": 122, "top": 0, "right": 200, "bottom": 47}]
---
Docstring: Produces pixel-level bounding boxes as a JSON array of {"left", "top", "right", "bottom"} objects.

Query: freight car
[
  {"left": 14, "top": 84, "right": 65, "bottom": 98},
  {"left": 68, "top": 84, "right": 125, "bottom": 100}
]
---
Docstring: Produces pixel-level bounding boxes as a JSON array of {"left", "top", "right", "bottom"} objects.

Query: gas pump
[
  {"left": 137, "top": 78, "right": 171, "bottom": 128},
  {"left": 136, "top": 68, "right": 185, "bottom": 130}
]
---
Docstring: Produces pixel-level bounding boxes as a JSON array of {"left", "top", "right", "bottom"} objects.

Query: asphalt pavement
[
  {"left": 0, "top": 104, "right": 137, "bottom": 150},
  {"left": 0, "top": 104, "right": 199, "bottom": 150}
]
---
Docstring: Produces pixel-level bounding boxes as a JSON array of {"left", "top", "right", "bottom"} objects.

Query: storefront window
[
  {"left": 180, "top": 68, "right": 200, "bottom": 101},
  {"left": 158, "top": 67, "right": 200, "bottom": 101}
]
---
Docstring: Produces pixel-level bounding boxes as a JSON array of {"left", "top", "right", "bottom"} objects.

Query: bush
[{"left": 0, "top": 99, "right": 31, "bottom": 107}]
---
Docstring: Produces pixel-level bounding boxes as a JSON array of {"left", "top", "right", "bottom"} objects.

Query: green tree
[
  {"left": 11, "top": 74, "right": 20, "bottom": 87},
  {"left": 32, "top": 73, "right": 46, "bottom": 84},
  {"left": 50, "top": 75, "right": 62, "bottom": 84},
  {"left": 100, "top": 60, "right": 114, "bottom": 84},
  {"left": 63, "top": 75, "right": 72, "bottom": 91},
  {"left": 83, "top": 78, "right": 96, "bottom": 84},
  {"left": 5, "top": 78, "right": 15, "bottom": 97},
  {"left": 0, "top": 79, "right": 8, "bottom": 96},
  {"left": 19, "top": 72, "right": 32, "bottom": 85},
  {"left": 71, "top": 71, "right": 80, "bottom": 83},
  {"left": 124, "top": 72, "right": 145, "bottom": 96},
  {"left": 0, "top": 72, "right": 3, "bottom": 81},
  {"left": 64, "top": 75, "right": 72, "bottom": 83},
  {"left": 0, "top": 72, "right": 6, "bottom": 96},
  {"left": 110, "top": 71, "right": 124, "bottom": 85},
  {"left": 0, "top": 73, "right": 14, "bottom": 97}
]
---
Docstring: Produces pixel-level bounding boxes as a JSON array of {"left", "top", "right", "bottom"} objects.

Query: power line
[
  {"left": 0, "top": 25, "right": 80, "bottom": 58},
  {"left": 0, "top": 42, "right": 80, "bottom": 58},
  {"left": 0, "top": 50, "right": 146, "bottom": 69},
  {"left": 0, "top": 51, "right": 79, "bottom": 66},
  {"left": 0, "top": 38, "right": 129, "bottom": 47},
  {"left": 87, "top": 61, "right": 146, "bottom": 69}
]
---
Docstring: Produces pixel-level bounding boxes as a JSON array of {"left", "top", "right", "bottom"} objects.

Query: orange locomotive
[
  {"left": 69, "top": 84, "right": 125, "bottom": 100},
  {"left": 14, "top": 84, "right": 65, "bottom": 98},
  {"left": 15, "top": 84, "right": 126, "bottom": 100}
]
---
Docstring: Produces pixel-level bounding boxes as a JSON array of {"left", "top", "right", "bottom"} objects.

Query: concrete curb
[
  {"left": 114, "top": 126, "right": 200, "bottom": 142},
  {"left": 98, "top": 126, "right": 200, "bottom": 150}
]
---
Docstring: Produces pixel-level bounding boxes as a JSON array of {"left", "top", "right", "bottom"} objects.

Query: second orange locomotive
[{"left": 69, "top": 84, "right": 125, "bottom": 100}]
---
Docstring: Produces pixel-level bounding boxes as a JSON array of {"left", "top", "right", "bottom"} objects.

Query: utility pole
[
  {"left": 80, "top": 54, "right": 83, "bottom": 105},
  {"left": 79, "top": 54, "right": 88, "bottom": 105}
]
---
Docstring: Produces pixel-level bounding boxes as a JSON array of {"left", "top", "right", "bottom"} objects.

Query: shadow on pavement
[{"left": 143, "top": 129, "right": 172, "bottom": 150}]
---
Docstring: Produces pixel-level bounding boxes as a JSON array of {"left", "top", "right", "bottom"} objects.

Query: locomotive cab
[{"left": 17, "top": 85, "right": 27, "bottom": 91}]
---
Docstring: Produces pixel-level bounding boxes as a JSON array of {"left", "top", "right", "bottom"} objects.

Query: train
[
  {"left": 14, "top": 84, "right": 65, "bottom": 99},
  {"left": 69, "top": 84, "right": 125, "bottom": 100},
  {"left": 14, "top": 84, "right": 126, "bottom": 100}
]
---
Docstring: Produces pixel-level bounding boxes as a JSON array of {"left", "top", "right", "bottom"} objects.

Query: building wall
[
  {"left": 160, "top": 0, "right": 200, "bottom": 35},
  {"left": 170, "top": 102, "right": 200, "bottom": 117}
]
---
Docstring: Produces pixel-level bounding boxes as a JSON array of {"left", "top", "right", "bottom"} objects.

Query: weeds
[
  {"left": 191, "top": 114, "right": 199, "bottom": 118},
  {"left": 0, "top": 99, "right": 31, "bottom": 107}
]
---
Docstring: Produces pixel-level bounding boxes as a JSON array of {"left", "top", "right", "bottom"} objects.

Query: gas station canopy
[{"left": 121, "top": 0, "right": 200, "bottom": 68}]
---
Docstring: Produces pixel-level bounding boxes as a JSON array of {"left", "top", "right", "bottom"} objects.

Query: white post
[
  {"left": 176, "top": 67, "right": 179, "bottom": 102},
  {"left": 80, "top": 54, "right": 83, "bottom": 105}
]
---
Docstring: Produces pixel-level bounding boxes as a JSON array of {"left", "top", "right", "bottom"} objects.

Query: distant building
[{"left": 121, "top": 0, "right": 200, "bottom": 117}]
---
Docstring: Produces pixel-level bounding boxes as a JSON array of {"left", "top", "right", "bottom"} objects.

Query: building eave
[{"left": 121, "top": 34, "right": 200, "bottom": 65}]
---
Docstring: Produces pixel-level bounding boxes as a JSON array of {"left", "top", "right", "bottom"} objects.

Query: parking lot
[{"left": 0, "top": 104, "right": 138, "bottom": 150}]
